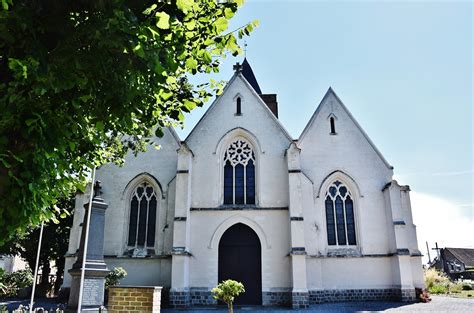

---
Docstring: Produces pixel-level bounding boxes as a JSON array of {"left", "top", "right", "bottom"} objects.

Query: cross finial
[
  {"left": 244, "top": 40, "right": 247, "bottom": 58},
  {"left": 233, "top": 62, "right": 242, "bottom": 73},
  {"left": 93, "top": 180, "right": 102, "bottom": 198}
]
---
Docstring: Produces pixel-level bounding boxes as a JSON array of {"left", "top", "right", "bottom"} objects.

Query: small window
[
  {"left": 236, "top": 97, "right": 242, "bottom": 115},
  {"left": 330, "top": 117, "right": 336, "bottom": 134}
]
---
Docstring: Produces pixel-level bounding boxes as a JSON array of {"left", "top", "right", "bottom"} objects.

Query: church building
[{"left": 63, "top": 59, "right": 424, "bottom": 308}]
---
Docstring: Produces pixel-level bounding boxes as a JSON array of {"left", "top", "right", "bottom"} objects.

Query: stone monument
[{"left": 67, "top": 181, "right": 109, "bottom": 311}]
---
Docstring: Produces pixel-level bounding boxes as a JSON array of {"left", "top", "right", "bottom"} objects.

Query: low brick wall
[{"left": 108, "top": 286, "right": 162, "bottom": 313}]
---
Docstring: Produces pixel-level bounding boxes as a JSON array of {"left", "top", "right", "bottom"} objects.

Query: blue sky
[{"left": 176, "top": 1, "right": 473, "bottom": 257}]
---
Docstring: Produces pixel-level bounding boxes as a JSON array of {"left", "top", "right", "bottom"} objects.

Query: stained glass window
[
  {"left": 128, "top": 181, "right": 157, "bottom": 248},
  {"left": 223, "top": 139, "right": 256, "bottom": 205},
  {"left": 325, "top": 180, "right": 356, "bottom": 246}
]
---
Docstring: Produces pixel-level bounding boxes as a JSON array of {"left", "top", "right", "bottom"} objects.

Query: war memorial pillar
[{"left": 67, "top": 181, "right": 109, "bottom": 311}]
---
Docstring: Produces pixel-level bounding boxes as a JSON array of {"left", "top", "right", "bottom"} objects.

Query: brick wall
[{"left": 108, "top": 286, "right": 162, "bottom": 313}]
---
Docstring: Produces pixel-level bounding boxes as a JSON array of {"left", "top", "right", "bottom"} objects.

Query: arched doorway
[{"left": 218, "top": 223, "right": 262, "bottom": 305}]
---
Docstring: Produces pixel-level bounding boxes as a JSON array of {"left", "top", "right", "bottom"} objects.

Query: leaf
[
  {"left": 183, "top": 99, "right": 196, "bottom": 111},
  {"left": 25, "top": 119, "right": 36, "bottom": 126},
  {"left": 143, "top": 4, "right": 157, "bottom": 15},
  {"left": 215, "top": 17, "right": 228, "bottom": 33},
  {"left": 156, "top": 12, "right": 170, "bottom": 29},
  {"left": 166, "top": 76, "right": 177, "bottom": 84},
  {"left": 133, "top": 43, "right": 145, "bottom": 58},
  {"left": 224, "top": 8, "right": 234, "bottom": 19},
  {"left": 69, "top": 142, "right": 76, "bottom": 151},
  {"left": 186, "top": 58, "right": 198, "bottom": 70},
  {"left": 185, "top": 20, "right": 196, "bottom": 31},
  {"left": 177, "top": 0, "right": 194, "bottom": 14},
  {"left": 96, "top": 121, "right": 104, "bottom": 131}
]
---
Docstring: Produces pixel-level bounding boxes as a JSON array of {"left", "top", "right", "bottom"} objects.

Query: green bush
[
  {"left": 212, "top": 280, "right": 245, "bottom": 313},
  {"left": 429, "top": 284, "right": 447, "bottom": 294},
  {"left": 105, "top": 267, "right": 127, "bottom": 290},
  {"left": 0, "top": 268, "right": 33, "bottom": 298}
]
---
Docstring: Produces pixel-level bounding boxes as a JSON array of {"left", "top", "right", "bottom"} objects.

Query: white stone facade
[{"left": 63, "top": 63, "right": 424, "bottom": 308}]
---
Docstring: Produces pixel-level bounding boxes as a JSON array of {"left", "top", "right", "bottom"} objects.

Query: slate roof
[
  {"left": 445, "top": 248, "right": 474, "bottom": 268},
  {"left": 242, "top": 58, "right": 262, "bottom": 94}
]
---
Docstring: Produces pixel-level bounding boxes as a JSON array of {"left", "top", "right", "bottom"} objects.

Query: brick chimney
[{"left": 260, "top": 94, "right": 278, "bottom": 118}]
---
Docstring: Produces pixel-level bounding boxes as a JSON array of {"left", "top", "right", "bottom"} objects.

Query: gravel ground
[{"left": 1, "top": 296, "right": 472, "bottom": 312}]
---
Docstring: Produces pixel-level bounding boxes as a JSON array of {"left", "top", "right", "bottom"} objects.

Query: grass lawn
[{"left": 445, "top": 290, "right": 474, "bottom": 298}]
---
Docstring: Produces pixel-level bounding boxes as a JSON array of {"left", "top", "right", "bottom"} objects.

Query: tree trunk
[
  {"left": 38, "top": 259, "right": 51, "bottom": 297},
  {"left": 228, "top": 302, "right": 233, "bottom": 313}
]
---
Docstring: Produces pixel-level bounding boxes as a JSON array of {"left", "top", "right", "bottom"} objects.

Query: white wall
[
  {"left": 299, "top": 89, "right": 394, "bottom": 256},
  {"left": 186, "top": 75, "right": 292, "bottom": 209},
  {"left": 96, "top": 127, "right": 179, "bottom": 257},
  {"left": 188, "top": 210, "right": 291, "bottom": 290}
]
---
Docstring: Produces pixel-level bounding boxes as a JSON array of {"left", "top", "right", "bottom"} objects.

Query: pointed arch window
[
  {"left": 128, "top": 181, "right": 157, "bottom": 249},
  {"left": 223, "top": 139, "right": 255, "bottom": 205},
  {"left": 330, "top": 116, "right": 336, "bottom": 134},
  {"left": 325, "top": 181, "right": 356, "bottom": 246},
  {"left": 236, "top": 97, "right": 242, "bottom": 115}
]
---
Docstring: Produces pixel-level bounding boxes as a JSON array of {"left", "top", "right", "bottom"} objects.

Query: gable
[
  {"left": 185, "top": 73, "right": 293, "bottom": 146},
  {"left": 299, "top": 87, "right": 392, "bottom": 171}
]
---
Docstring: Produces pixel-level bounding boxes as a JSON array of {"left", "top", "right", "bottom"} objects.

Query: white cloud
[{"left": 410, "top": 191, "right": 474, "bottom": 264}]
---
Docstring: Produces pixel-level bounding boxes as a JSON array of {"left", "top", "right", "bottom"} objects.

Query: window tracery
[
  {"left": 223, "top": 139, "right": 256, "bottom": 205},
  {"left": 128, "top": 181, "right": 157, "bottom": 251},
  {"left": 325, "top": 180, "right": 356, "bottom": 246}
]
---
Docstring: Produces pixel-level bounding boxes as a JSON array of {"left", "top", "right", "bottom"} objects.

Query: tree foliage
[
  {"left": 0, "top": 0, "right": 258, "bottom": 243},
  {"left": 0, "top": 197, "right": 74, "bottom": 296}
]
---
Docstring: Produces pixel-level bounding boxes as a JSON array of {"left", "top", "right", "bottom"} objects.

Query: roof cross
[{"left": 233, "top": 62, "right": 242, "bottom": 73}]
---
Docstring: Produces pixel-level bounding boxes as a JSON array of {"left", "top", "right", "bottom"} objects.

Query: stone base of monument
[{"left": 66, "top": 266, "right": 109, "bottom": 312}]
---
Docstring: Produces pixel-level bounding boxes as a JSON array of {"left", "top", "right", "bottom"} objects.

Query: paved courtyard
[
  {"left": 1, "top": 296, "right": 472, "bottom": 312},
  {"left": 162, "top": 296, "right": 473, "bottom": 313}
]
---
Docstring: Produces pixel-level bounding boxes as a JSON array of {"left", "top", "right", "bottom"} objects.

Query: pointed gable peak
[
  {"left": 241, "top": 58, "right": 262, "bottom": 94},
  {"left": 298, "top": 87, "right": 393, "bottom": 170}
]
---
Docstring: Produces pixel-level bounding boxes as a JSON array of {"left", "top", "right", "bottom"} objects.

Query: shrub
[
  {"left": 0, "top": 268, "right": 33, "bottom": 298},
  {"left": 5, "top": 269, "right": 33, "bottom": 289},
  {"left": 429, "top": 284, "right": 447, "bottom": 294},
  {"left": 105, "top": 267, "right": 127, "bottom": 290},
  {"left": 212, "top": 279, "right": 245, "bottom": 313},
  {"left": 424, "top": 268, "right": 449, "bottom": 289},
  {"left": 448, "top": 282, "right": 463, "bottom": 293}
]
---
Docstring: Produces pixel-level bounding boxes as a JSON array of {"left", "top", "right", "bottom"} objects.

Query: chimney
[{"left": 260, "top": 94, "right": 278, "bottom": 118}]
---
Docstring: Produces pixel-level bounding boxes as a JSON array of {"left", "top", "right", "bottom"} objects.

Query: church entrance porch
[{"left": 218, "top": 223, "right": 262, "bottom": 305}]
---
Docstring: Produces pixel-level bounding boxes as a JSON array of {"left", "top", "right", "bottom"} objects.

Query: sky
[{"left": 175, "top": 0, "right": 473, "bottom": 262}]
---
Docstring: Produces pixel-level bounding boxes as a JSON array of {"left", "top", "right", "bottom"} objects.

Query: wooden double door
[{"left": 218, "top": 223, "right": 262, "bottom": 305}]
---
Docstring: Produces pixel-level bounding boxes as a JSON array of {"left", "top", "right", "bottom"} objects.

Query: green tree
[
  {"left": 0, "top": 197, "right": 74, "bottom": 296},
  {"left": 0, "top": 0, "right": 258, "bottom": 243},
  {"left": 212, "top": 279, "right": 245, "bottom": 313}
]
